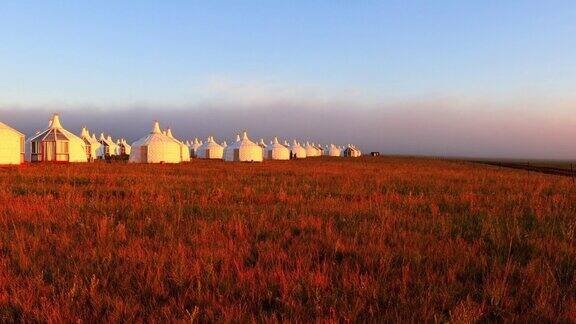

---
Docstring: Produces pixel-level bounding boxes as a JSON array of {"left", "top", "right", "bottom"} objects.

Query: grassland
[{"left": 0, "top": 157, "right": 575, "bottom": 322}]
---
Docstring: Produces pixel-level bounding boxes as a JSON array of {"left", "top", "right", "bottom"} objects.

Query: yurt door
[
  {"left": 234, "top": 149, "right": 240, "bottom": 161},
  {"left": 43, "top": 141, "right": 56, "bottom": 161},
  {"left": 141, "top": 146, "right": 148, "bottom": 163}
]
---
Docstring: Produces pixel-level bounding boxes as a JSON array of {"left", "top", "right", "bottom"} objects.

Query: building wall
[
  {"left": 238, "top": 146, "right": 263, "bottom": 162},
  {"left": 268, "top": 147, "right": 290, "bottom": 160},
  {"left": 0, "top": 130, "right": 23, "bottom": 165},
  {"left": 68, "top": 137, "right": 89, "bottom": 162},
  {"left": 144, "top": 142, "right": 181, "bottom": 163}
]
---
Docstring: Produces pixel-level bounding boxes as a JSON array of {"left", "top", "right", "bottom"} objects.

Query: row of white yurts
[
  {"left": 0, "top": 113, "right": 132, "bottom": 164},
  {"left": 0, "top": 115, "right": 362, "bottom": 165},
  {"left": 80, "top": 128, "right": 132, "bottom": 161},
  {"left": 184, "top": 132, "right": 361, "bottom": 162}
]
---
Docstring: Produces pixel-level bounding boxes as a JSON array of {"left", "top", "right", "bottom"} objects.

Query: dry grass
[{"left": 0, "top": 157, "right": 575, "bottom": 322}]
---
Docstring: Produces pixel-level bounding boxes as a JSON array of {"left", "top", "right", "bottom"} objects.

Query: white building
[
  {"left": 328, "top": 144, "right": 342, "bottom": 157},
  {"left": 29, "top": 114, "right": 88, "bottom": 163},
  {"left": 290, "top": 140, "right": 307, "bottom": 159},
  {"left": 305, "top": 142, "right": 320, "bottom": 157},
  {"left": 97, "top": 133, "right": 118, "bottom": 159},
  {"left": 166, "top": 128, "right": 191, "bottom": 162},
  {"left": 266, "top": 137, "right": 290, "bottom": 160},
  {"left": 116, "top": 139, "right": 132, "bottom": 156},
  {"left": 258, "top": 139, "right": 267, "bottom": 159},
  {"left": 190, "top": 138, "right": 202, "bottom": 158},
  {"left": 198, "top": 136, "right": 224, "bottom": 159},
  {"left": 224, "top": 131, "right": 263, "bottom": 162},
  {"left": 323, "top": 144, "right": 330, "bottom": 156},
  {"left": 343, "top": 145, "right": 362, "bottom": 157},
  {"left": 0, "top": 121, "right": 25, "bottom": 165},
  {"left": 129, "top": 121, "right": 182, "bottom": 163},
  {"left": 313, "top": 143, "right": 324, "bottom": 156},
  {"left": 80, "top": 127, "right": 101, "bottom": 161}
]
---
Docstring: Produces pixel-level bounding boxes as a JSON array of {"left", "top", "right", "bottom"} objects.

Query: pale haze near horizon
[{"left": 1, "top": 1, "right": 575, "bottom": 159}]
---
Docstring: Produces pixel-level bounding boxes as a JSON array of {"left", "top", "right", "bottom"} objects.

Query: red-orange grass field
[{"left": 0, "top": 157, "right": 575, "bottom": 322}]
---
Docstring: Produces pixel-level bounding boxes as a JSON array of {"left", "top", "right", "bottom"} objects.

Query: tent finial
[
  {"left": 152, "top": 121, "right": 161, "bottom": 134},
  {"left": 51, "top": 113, "right": 63, "bottom": 128}
]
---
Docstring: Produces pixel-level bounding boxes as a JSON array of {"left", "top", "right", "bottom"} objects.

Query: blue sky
[{"left": 1, "top": 1, "right": 575, "bottom": 158}]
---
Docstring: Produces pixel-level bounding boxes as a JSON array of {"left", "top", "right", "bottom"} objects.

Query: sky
[{"left": 1, "top": 1, "right": 575, "bottom": 159}]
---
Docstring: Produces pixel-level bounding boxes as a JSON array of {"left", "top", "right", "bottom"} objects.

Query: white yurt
[
  {"left": 190, "top": 138, "right": 202, "bottom": 158},
  {"left": 258, "top": 139, "right": 267, "bottom": 159},
  {"left": 323, "top": 144, "right": 330, "bottom": 156},
  {"left": 97, "top": 133, "right": 118, "bottom": 159},
  {"left": 116, "top": 139, "right": 132, "bottom": 155},
  {"left": 343, "top": 145, "right": 361, "bottom": 157},
  {"left": 108, "top": 136, "right": 119, "bottom": 155},
  {"left": 224, "top": 131, "right": 263, "bottom": 162},
  {"left": 0, "top": 121, "right": 25, "bottom": 165},
  {"left": 290, "top": 140, "right": 307, "bottom": 159},
  {"left": 80, "top": 127, "right": 101, "bottom": 161},
  {"left": 166, "top": 128, "right": 191, "bottom": 162},
  {"left": 305, "top": 142, "right": 319, "bottom": 157},
  {"left": 328, "top": 144, "right": 342, "bottom": 157},
  {"left": 129, "top": 121, "right": 182, "bottom": 164},
  {"left": 313, "top": 143, "right": 324, "bottom": 156},
  {"left": 266, "top": 137, "right": 290, "bottom": 160},
  {"left": 29, "top": 114, "right": 88, "bottom": 163},
  {"left": 198, "top": 136, "right": 224, "bottom": 159}
]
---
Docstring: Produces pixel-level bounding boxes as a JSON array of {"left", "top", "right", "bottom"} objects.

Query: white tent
[
  {"left": 221, "top": 141, "right": 227, "bottom": 148},
  {"left": 97, "top": 133, "right": 118, "bottom": 159},
  {"left": 305, "top": 142, "right": 319, "bottom": 157},
  {"left": 224, "top": 131, "right": 263, "bottom": 162},
  {"left": 29, "top": 114, "right": 88, "bottom": 163},
  {"left": 116, "top": 139, "right": 132, "bottom": 155},
  {"left": 80, "top": 127, "right": 101, "bottom": 161},
  {"left": 313, "top": 143, "right": 324, "bottom": 156},
  {"left": 290, "top": 140, "right": 307, "bottom": 159},
  {"left": 198, "top": 136, "right": 224, "bottom": 159},
  {"left": 323, "top": 144, "right": 330, "bottom": 156},
  {"left": 190, "top": 138, "right": 202, "bottom": 158},
  {"left": 129, "top": 121, "right": 182, "bottom": 163},
  {"left": 0, "top": 121, "right": 25, "bottom": 165},
  {"left": 328, "top": 144, "right": 342, "bottom": 157},
  {"left": 166, "top": 128, "right": 191, "bottom": 162},
  {"left": 266, "top": 137, "right": 290, "bottom": 160},
  {"left": 343, "top": 145, "right": 361, "bottom": 157}
]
